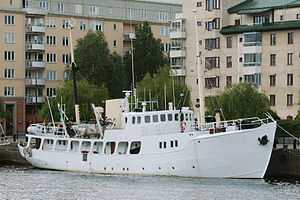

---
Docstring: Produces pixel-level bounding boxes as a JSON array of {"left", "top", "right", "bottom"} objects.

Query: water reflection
[{"left": 0, "top": 165, "right": 299, "bottom": 200}]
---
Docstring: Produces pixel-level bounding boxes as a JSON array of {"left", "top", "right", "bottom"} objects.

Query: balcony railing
[
  {"left": 243, "top": 62, "right": 262, "bottom": 67},
  {"left": 25, "top": 78, "right": 45, "bottom": 86},
  {"left": 123, "top": 33, "right": 136, "bottom": 41},
  {"left": 171, "top": 68, "right": 186, "bottom": 76},
  {"left": 26, "top": 60, "right": 45, "bottom": 69},
  {"left": 26, "top": 96, "right": 45, "bottom": 104},
  {"left": 26, "top": 24, "right": 45, "bottom": 33},
  {"left": 25, "top": 43, "right": 45, "bottom": 51}
]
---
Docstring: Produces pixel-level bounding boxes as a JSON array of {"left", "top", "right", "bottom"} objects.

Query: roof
[
  {"left": 220, "top": 20, "right": 300, "bottom": 34},
  {"left": 228, "top": 0, "right": 300, "bottom": 14}
]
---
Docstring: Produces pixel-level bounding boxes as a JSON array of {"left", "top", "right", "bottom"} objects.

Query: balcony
[
  {"left": 23, "top": 8, "right": 46, "bottom": 16},
  {"left": 26, "top": 96, "right": 45, "bottom": 104},
  {"left": 26, "top": 79, "right": 45, "bottom": 86},
  {"left": 170, "top": 47, "right": 186, "bottom": 58},
  {"left": 26, "top": 60, "right": 45, "bottom": 69},
  {"left": 170, "top": 28, "right": 186, "bottom": 39},
  {"left": 171, "top": 68, "right": 185, "bottom": 77},
  {"left": 25, "top": 43, "right": 45, "bottom": 51},
  {"left": 123, "top": 33, "right": 136, "bottom": 41},
  {"left": 26, "top": 24, "right": 45, "bottom": 34}
]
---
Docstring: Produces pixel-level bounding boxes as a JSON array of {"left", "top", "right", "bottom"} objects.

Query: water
[{"left": 0, "top": 165, "right": 299, "bottom": 200}]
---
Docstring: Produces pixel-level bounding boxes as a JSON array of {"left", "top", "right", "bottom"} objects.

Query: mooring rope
[{"left": 277, "top": 123, "right": 300, "bottom": 142}]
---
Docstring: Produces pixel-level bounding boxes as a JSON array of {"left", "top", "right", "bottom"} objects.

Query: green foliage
[
  {"left": 137, "top": 67, "right": 190, "bottom": 110},
  {"left": 38, "top": 80, "right": 109, "bottom": 121},
  {"left": 205, "top": 83, "right": 273, "bottom": 120},
  {"left": 125, "top": 21, "right": 167, "bottom": 83},
  {"left": 74, "top": 31, "right": 127, "bottom": 98},
  {"left": 276, "top": 120, "right": 300, "bottom": 137}
]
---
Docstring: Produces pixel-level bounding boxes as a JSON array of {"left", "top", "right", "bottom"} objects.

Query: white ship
[{"left": 18, "top": 93, "right": 276, "bottom": 178}]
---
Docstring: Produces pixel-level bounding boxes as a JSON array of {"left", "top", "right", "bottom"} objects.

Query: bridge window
[
  {"left": 170, "top": 141, "right": 174, "bottom": 147},
  {"left": 104, "top": 142, "right": 115, "bottom": 154},
  {"left": 163, "top": 142, "right": 167, "bottom": 148},
  {"left": 92, "top": 142, "right": 103, "bottom": 154},
  {"left": 153, "top": 115, "right": 158, "bottom": 122},
  {"left": 130, "top": 141, "right": 141, "bottom": 154},
  {"left": 175, "top": 140, "right": 178, "bottom": 147},
  {"left": 168, "top": 114, "right": 172, "bottom": 121},
  {"left": 175, "top": 114, "right": 179, "bottom": 121},
  {"left": 159, "top": 142, "right": 162, "bottom": 148},
  {"left": 117, "top": 142, "right": 128, "bottom": 154},
  {"left": 145, "top": 116, "right": 150, "bottom": 123},
  {"left": 137, "top": 116, "right": 141, "bottom": 124},
  {"left": 185, "top": 114, "right": 189, "bottom": 121},
  {"left": 132, "top": 116, "right": 136, "bottom": 124},
  {"left": 160, "top": 114, "right": 166, "bottom": 121}
]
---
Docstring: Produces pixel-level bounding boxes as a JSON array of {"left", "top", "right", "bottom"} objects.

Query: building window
[
  {"left": 4, "top": 15, "right": 15, "bottom": 25},
  {"left": 269, "top": 75, "right": 276, "bottom": 86},
  {"left": 90, "top": 22, "right": 104, "bottom": 31},
  {"left": 270, "top": 54, "right": 276, "bottom": 66},
  {"left": 253, "top": 15, "right": 269, "bottom": 25},
  {"left": 160, "top": 27, "right": 170, "bottom": 36},
  {"left": 226, "top": 56, "right": 232, "bottom": 68},
  {"left": 58, "top": 2, "right": 64, "bottom": 12},
  {"left": 158, "top": 11, "right": 168, "bottom": 21},
  {"left": 288, "top": 32, "right": 294, "bottom": 44},
  {"left": 62, "top": 20, "right": 69, "bottom": 29},
  {"left": 63, "top": 71, "right": 69, "bottom": 80},
  {"left": 4, "top": 69, "right": 15, "bottom": 79},
  {"left": 287, "top": 53, "right": 293, "bottom": 65},
  {"left": 244, "top": 73, "right": 261, "bottom": 85},
  {"left": 197, "top": 2, "right": 202, "bottom": 7},
  {"left": 244, "top": 53, "right": 261, "bottom": 66},
  {"left": 113, "top": 40, "right": 117, "bottom": 47},
  {"left": 142, "top": 10, "right": 147, "bottom": 19},
  {"left": 39, "top": 1, "right": 50, "bottom": 11},
  {"left": 4, "top": 33, "right": 15, "bottom": 43},
  {"left": 205, "top": 18, "right": 220, "bottom": 30},
  {"left": 47, "top": 71, "right": 56, "bottom": 80},
  {"left": 287, "top": 94, "right": 293, "bottom": 106},
  {"left": 226, "top": 76, "right": 232, "bottom": 87},
  {"left": 113, "top": 24, "right": 117, "bottom": 30},
  {"left": 47, "top": 18, "right": 56, "bottom": 28},
  {"left": 4, "top": 87, "right": 14, "bottom": 96},
  {"left": 62, "top": 36, "right": 69, "bottom": 46},
  {"left": 46, "top": 53, "right": 56, "bottom": 63},
  {"left": 46, "top": 36, "right": 56, "bottom": 45},
  {"left": 297, "top": 14, "right": 300, "bottom": 19},
  {"left": 9, "top": 0, "right": 13, "bottom": 5},
  {"left": 46, "top": 88, "right": 56, "bottom": 97},
  {"left": 270, "top": 34, "right": 276, "bottom": 45},
  {"left": 80, "top": 21, "right": 87, "bottom": 30},
  {"left": 206, "top": 0, "right": 220, "bottom": 10},
  {"left": 205, "top": 57, "right": 219, "bottom": 69},
  {"left": 205, "top": 76, "right": 219, "bottom": 88},
  {"left": 108, "top": 8, "right": 113, "bottom": 15},
  {"left": 62, "top": 54, "right": 70, "bottom": 64},
  {"left": 270, "top": 95, "right": 275, "bottom": 106},
  {"left": 244, "top": 32, "right": 262, "bottom": 46},
  {"left": 75, "top": 4, "right": 82, "bottom": 14},
  {"left": 205, "top": 37, "right": 220, "bottom": 50},
  {"left": 4, "top": 51, "right": 15, "bottom": 61},
  {"left": 226, "top": 37, "right": 232, "bottom": 48},
  {"left": 287, "top": 74, "right": 293, "bottom": 86},
  {"left": 162, "top": 43, "right": 170, "bottom": 52},
  {"left": 89, "top": 5, "right": 99, "bottom": 15},
  {"left": 280, "top": 15, "right": 284, "bottom": 20}
]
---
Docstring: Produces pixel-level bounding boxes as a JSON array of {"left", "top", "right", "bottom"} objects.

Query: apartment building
[
  {"left": 0, "top": 0, "right": 181, "bottom": 136},
  {"left": 170, "top": 0, "right": 300, "bottom": 119}
]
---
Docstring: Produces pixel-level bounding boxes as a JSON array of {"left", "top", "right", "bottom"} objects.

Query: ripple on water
[{"left": 0, "top": 166, "right": 299, "bottom": 200}]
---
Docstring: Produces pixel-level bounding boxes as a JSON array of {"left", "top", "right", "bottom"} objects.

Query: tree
[
  {"left": 74, "top": 31, "right": 127, "bottom": 98},
  {"left": 137, "top": 67, "right": 190, "bottom": 110},
  {"left": 38, "top": 80, "right": 109, "bottom": 121},
  {"left": 205, "top": 83, "right": 275, "bottom": 120},
  {"left": 125, "top": 21, "right": 167, "bottom": 83},
  {"left": 0, "top": 99, "right": 9, "bottom": 118}
]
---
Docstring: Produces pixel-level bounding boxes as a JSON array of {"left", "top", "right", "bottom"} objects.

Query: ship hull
[{"left": 18, "top": 122, "right": 276, "bottom": 178}]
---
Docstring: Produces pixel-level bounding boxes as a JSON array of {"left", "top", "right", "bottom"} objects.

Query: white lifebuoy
[{"left": 180, "top": 122, "right": 186, "bottom": 131}]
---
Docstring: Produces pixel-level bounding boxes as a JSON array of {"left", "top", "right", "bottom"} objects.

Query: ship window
[
  {"left": 170, "top": 141, "right": 174, "bottom": 147},
  {"left": 137, "top": 116, "right": 141, "bottom": 124},
  {"left": 42, "top": 139, "right": 53, "bottom": 151},
  {"left": 185, "top": 114, "right": 189, "bottom": 121},
  {"left": 117, "top": 142, "right": 128, "bottom": 154},
  {"left": 125, "top": 117, "right": 128, "bottom": 123},
  {"left": 104, "top": 142, "right": 115, "bottom": 154},
  {"left": 63, "top": 140, "right": 66, "bottom": 145},
  {"left": 130, "top": 141, "right": 141, "bottom": 154},
  {"left": 160, "top": 114, "right": 166, "bottom": 121},
  {"left": 70, "top": 141, "right": 79, "bottom": 152},
  {"left": 145, "top": 116, "right": 150, "bottom": 123},
  {"left": 58, "top": 140, "right": 61, "bottom": 145},
  {"left": 180, "top": 113, "right": 184, "bottom": 121},
  {"left": 132, "top": 116, "right": 136, "bottom": 124},
  {"left": 189, "top": 114, "right": 192, "bottom": 121},
  {"left": 81, "top": 141, "right": 91, "bottom": 153},
  {"left": 55, "top": 140, "right": 68, "bottom": 151},
  {"left": 159, "top": 142, "right": 162, "bottom": 148},
  {"left": 163, "top": 142, "right": 167, "bottom": 148},
  {"left": 175, "top": 114, "right": 179, "bottom": 121},
  {"left": 92, "top": 142, "right": 103, "bottom": 154},
  {"left": 153, "top": 115, "right": 158, "bottom": 122},
  {"left": 168, "top": 114, "right": 173, "bottom": 121},
  {"left": 175, "top": 140, "right": 178, "bottom": 147}
]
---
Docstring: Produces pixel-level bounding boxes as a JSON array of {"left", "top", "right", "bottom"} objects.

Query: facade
[
  {"left": 0, "top": 0, "right": 181, "bottom": 136},
  {"left": 170, "top": 0, "right": 300, "bottom": 119}
]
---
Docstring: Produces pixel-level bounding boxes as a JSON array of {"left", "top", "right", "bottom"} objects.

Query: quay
[{"left": 1, "top": 137, "right": 300, "bottom": 178}]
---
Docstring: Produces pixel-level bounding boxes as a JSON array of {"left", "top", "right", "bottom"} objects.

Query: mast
[
  {"left": 130, "top": 19, "right": 137, "bottom": 109},
  {"left": 69, "top": 18, "right": 80, "bottom": 123},
  {"left": 193, "top": 10, "right": 205, "bottom": 127}
]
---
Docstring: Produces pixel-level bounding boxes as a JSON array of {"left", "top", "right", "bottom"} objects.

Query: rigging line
[{"left": 277, "top": 123, "right": 300, "bottom": 142}]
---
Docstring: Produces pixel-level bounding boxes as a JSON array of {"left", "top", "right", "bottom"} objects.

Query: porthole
[
  {"left": 172, "top": 167, "right": 175, "bottom": 169},
  {"left": 111, "top": 167, "right": 114, "bottom": 170},
  {"left": 159, "top": 167, "right": 161, "bottom": 170},
  {"left": 192, "top": 166, "right": 195, "bottom": 168},
  {"left": 104, "top": 167, "right": 106, "bottom": 170},
  {"left": 142, "top": 167, "right": 144, "bottom": 170},
  {"left": 123, "top": 168, "right": 125, "bottom": 171},
  {"left": 127, "top": 168, "right": 129, "bottom": 171}
]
